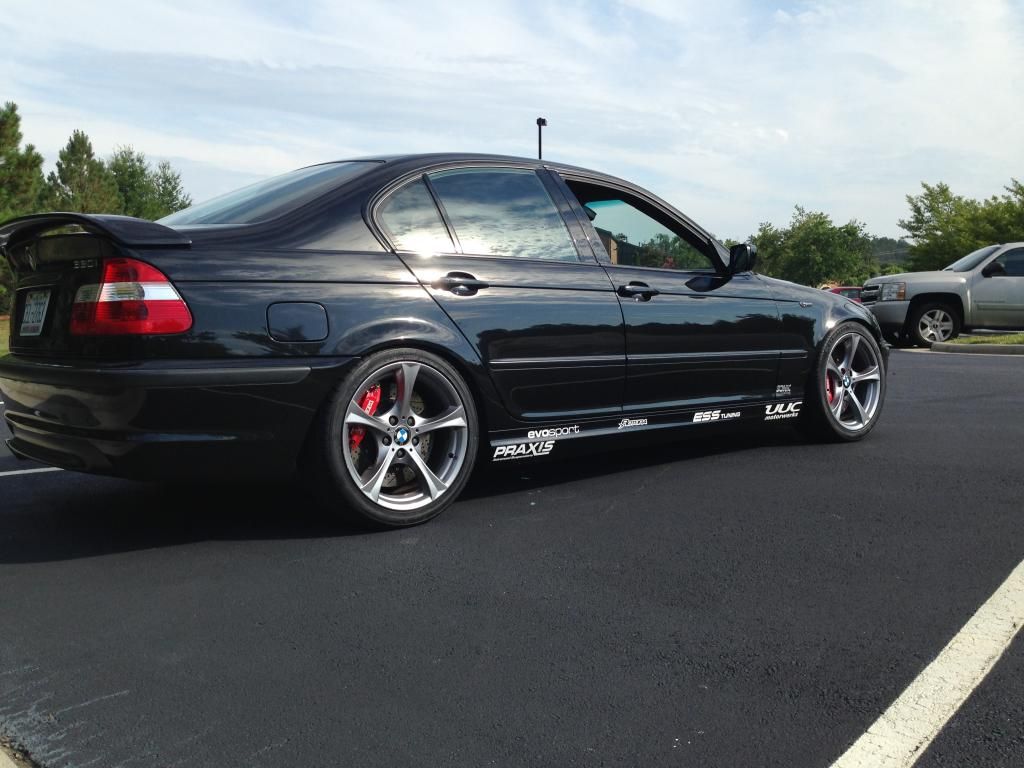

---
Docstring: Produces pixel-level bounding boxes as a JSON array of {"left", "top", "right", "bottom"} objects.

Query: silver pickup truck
[{"left": 862, "top": 243, "right": 1024, "bottom": 346}]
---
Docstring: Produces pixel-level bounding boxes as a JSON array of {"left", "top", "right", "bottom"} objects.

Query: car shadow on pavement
[
  {"left": 0, "top": 428, "right": 801, "bottom": 565},
  {"left": 0, "top": 478, "right": 362, "bottom": 565}
]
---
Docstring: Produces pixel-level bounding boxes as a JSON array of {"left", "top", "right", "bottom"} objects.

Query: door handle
[
  {"left": 432, "top": 272, "right": 490, "bottom": 297},
  {"left": 617, "top": 281, "right": 660, "bottom": 301}
]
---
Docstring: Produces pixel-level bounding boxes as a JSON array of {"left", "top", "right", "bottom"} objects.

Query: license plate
[{"left": 20, "top": 290, "right": 51, "bottom": 337}]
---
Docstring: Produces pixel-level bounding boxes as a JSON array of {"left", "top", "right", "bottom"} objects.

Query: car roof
[
  {"left": 323, "top": 153, "right": 719, "bottom": 246},
  {"left": 323, "top": 153, "right": 647, "bottom": 193}
]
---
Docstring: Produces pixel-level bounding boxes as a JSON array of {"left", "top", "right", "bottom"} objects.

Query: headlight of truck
[{"left": 880, "top": 282, "right": 906, "bottom": 301}]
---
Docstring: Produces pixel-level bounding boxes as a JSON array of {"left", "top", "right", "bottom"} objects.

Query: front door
[
  {"left": 551, "top": 174, "right": 783, "bottom": 412},
  {"left": 971, "top": 247, "right": 1024, "bottom": 328},
  {"left": 375, "top": 166, "right": 625, "bottom": 422}
]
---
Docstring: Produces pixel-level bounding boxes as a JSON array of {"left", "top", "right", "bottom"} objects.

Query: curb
[
  {"left": 0, "top": 739, "right": 35, "bottom": 768},
  {"left": 932, "top": 342, "right": 1024, "bottom": 355}
]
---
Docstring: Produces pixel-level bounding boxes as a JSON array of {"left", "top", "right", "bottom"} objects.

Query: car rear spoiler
[{"left": 0, "top": 213, "right": 192, "bottom": 253}]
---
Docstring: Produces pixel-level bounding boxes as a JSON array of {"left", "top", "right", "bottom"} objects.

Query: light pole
[{"left": 536, "top": 117, "right": 547, "bottom": 159}]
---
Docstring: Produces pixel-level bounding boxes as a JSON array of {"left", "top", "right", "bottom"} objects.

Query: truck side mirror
[{"left": 982, "top": 260, "right": 1006, "bottom": 278}]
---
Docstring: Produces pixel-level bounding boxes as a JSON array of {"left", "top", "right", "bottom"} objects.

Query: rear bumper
[{"left": 0, "top": 355, "right": 357, "bottom": 479}]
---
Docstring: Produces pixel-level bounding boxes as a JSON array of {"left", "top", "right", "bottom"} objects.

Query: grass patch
[
  {"left": 950, "top": 332, "right": 1024, "bottom": 345},
  {"left": 0, "top": 316, "right": 8, "bottom": 356}
]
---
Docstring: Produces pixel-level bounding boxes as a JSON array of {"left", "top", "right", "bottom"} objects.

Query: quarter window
[
  {"left": 378, "top": 178, "right": 454, "bottom": 253},
  {"left": 427, "top": 168, "right": 578, "bottom": 262}
]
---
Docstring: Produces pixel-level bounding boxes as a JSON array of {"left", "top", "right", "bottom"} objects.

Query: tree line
[
  {"left": 1, "top": 102, "right": 191, "bottom": 313},
  {"left": 746, "top": 178, "right": 1023, "bottom": 288}
]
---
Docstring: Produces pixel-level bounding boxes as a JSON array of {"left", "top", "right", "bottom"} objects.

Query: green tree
[
  {"left": 152, "top": 160, "right": 191, "bottom": 216},
  {"left": 109, "top": 147, "right": 191, "bottom": 219},
  {"left": 750, "top": 207, "right": 874, "bottom": 287},
  {"left": 0, "top": 102, "right": 45, "bottom": 314},
  {"left": 870, "top": 235, "right": 910, "bottom": 266},
  {"left": 899, "top": 180, "right": 1024, "bottom": 271},
  {"left": 749, "top": 221, "right": 785, "bottom": 277},
  {"left": 0, "top": 102, "right": 45, "bottom": 222},
  {"left": 43, "top": 130, "right": 122, "bottom": 213},
  {"left": 109, "top": 146, "right": 155, "bottom": 219}
]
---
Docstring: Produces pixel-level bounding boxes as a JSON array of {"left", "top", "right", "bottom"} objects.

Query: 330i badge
[{"left": 0, "top": 153, "right": 888, "bottom": 527}]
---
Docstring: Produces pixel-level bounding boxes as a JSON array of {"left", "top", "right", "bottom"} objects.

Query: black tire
[
  {"left": 883, "top": 329, "right": 914, "bottom": 348},
  {"left": 798, "top": 322, "right": 886, "bottom": 442},
  {"left": 907, "top": 301, "right": 961, "bottom": 347},
  {"left": 303, "top": 347, "right": 479, "bottom": 528}
]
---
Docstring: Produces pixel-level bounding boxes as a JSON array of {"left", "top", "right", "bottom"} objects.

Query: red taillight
[{"left": 70, "top": 258, "right": 193, "bottom": 336}]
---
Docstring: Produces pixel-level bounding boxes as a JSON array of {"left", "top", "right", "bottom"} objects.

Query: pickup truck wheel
[{"left": 908, "top": 303, "right": 960, "bottom": 347}]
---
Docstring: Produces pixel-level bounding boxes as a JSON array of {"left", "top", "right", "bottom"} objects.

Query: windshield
[
  {"left": 943, "top": 244, "right": 1000, "bottom": 272},
  {"left": 159, "top": 162, "right": 378, "bottom": 226}
]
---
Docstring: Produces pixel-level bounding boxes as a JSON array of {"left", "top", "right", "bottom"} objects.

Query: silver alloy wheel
[
  {"left": 918, "top": 308, "right": 955, "bottom": 343},
  {"left": 342, "top": 361, "right": 469, "bottom": 512},
  {"left": 824, "top": 332, "right": 882, "bottom": 431}
]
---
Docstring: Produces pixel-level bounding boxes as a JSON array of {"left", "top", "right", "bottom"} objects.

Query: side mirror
[
  {"left": 982, "top": 260, "right": 1006, "bottom": 278},
  {"left": 729, "top": 243, "right": 758, "bottom": 274}
]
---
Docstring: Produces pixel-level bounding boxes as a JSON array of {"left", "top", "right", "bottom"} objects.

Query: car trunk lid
[{"left": 1, "top": 214, "right": 192, "bottom": 358}]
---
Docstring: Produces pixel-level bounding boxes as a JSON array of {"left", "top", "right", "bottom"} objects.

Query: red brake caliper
[
  {"left": 349, "top": 384, "right": 382, "bottom": 452},
  {"left": 826, "top": 371, "right": 836, "bottom": 404}
]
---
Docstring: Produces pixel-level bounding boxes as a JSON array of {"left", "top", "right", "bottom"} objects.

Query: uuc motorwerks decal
[{"left": 764, "top": 402, "right": 801, "bottom": 421}]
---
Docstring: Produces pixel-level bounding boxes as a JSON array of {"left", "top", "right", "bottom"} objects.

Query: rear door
[
  {"left": 375, "top": 165, "right": 625, "bottom": 422},
  {"left": 551, "top": 173, "right": 784, "bottom": 413}
]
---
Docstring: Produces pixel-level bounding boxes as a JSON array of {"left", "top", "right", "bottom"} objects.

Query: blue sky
[{"left": 2, "top": 0, "right": 1022, "bottom": 239}]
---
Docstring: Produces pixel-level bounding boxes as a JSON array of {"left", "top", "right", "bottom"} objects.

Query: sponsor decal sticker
[
  {"left": 764, "top": 402, "right": 801, "bottom": 421},
  {"left": 617, "top": 417, "right": 648, "bottom": 430},
  {"left": 527, "top": 425, "right": 580, "bottom": 440},
  {"left": 692, "top": 410, "right": 741, "bottom": 423},
  {"left": 776, "top": 384, "right": 792, "bottom": 396},
  {"left": 492, "top": 441, "right": 556, "bottom": 461}
]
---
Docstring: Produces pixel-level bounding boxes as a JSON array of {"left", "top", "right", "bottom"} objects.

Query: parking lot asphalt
[{"left": 1, "top": 349, "right": 1023, "bottom": 768}]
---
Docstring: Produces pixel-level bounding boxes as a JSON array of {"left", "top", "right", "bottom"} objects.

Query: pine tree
[
  {"left": 0, "top": 102, "right": 46, "bottom": 314},
  {"left": 0, "top": 102, "right": 45, "bottom": 222},
  {"left": 153, "top": 160, "right": 191, "bottom": 217},
  {"left": 43, "top": 130, "right": 122, "bottom": 213},
  {"left": 109, "top": 145, "right": 157, "bottom": 219},
  {"left": 109, "top": 147, "right": 191, "bottom": 220}
]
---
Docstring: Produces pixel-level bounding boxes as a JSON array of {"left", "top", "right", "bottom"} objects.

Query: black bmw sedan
[{"left": 0, "top": 154, "right": 888, "bottom": 526}]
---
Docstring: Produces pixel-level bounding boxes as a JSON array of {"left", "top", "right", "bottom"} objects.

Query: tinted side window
[
  {"left": 582, "top": 198, "right": 713, "bottom": 271},
  {"left": 995, "top": 248, "right": 1024, "bottom": 276},
  {"left": 428, "top": 168, "right": 578, "bottom": 262},
  {"left": 561, "top": 179, "right": 714, "bottom": 272},
  {"left": 378, "top": 178, "right": 454, "bottom": 253}
]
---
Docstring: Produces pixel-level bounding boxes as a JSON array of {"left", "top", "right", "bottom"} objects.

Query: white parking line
[
  {"left": 0, "top": 467, "right": 63, "bottom": 479},
  {"left": 830, "top": 559, "right": 1024, "bottom": 768}
]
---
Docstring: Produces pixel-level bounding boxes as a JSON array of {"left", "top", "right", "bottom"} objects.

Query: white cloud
[{"left": 2, "top": 0, "right": 1022, "bottom": 237}]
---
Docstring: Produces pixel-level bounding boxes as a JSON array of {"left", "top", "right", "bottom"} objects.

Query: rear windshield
[
  {"left": 943, "top": 244, "right": 999, "bottom": 272},
  {"left": 159, "top": 162, "right": 377, "bottom": 226}
]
